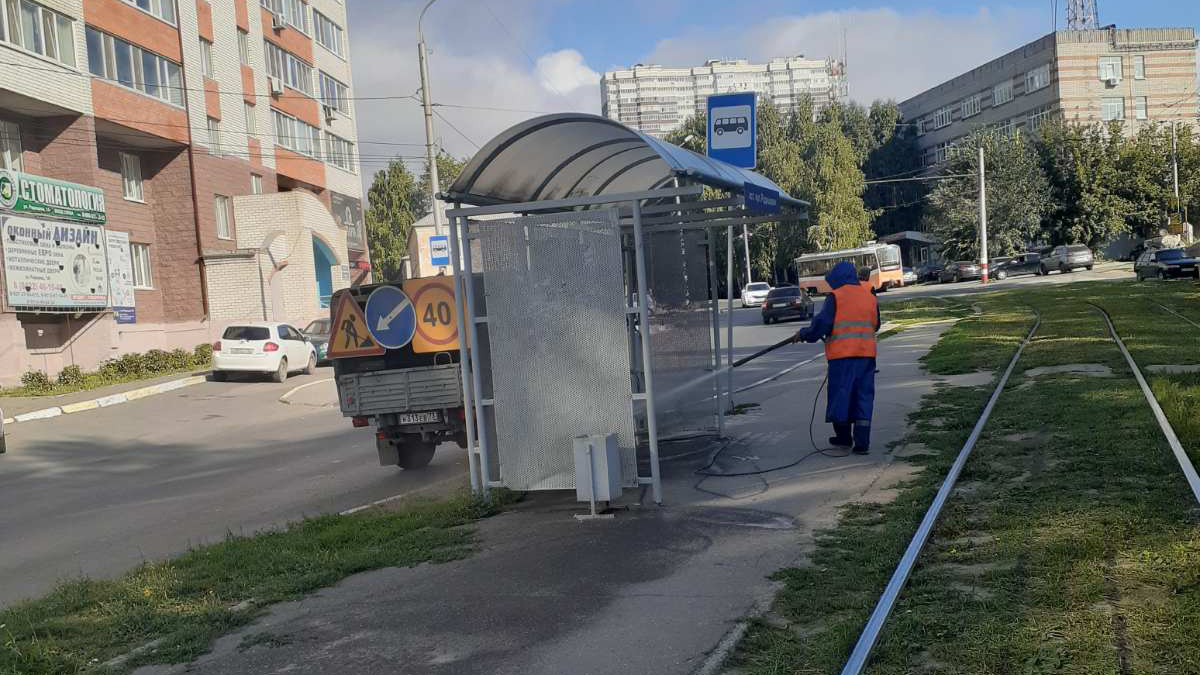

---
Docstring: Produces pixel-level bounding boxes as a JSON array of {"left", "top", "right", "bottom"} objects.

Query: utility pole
[
  {"left": 978, "top": 146, "right": 989, "bottom": 284},
  {"left": 742, "top": 224, "right": 752, "bottom": 287},
  {"left": 1172, "top": 121, "right": 1182, "bottom": 221},
  {"left": 417, "top": 0, "right": 442, "bottom": 235}
]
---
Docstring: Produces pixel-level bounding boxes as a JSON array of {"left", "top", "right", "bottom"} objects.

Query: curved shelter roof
[{"left": 444, "top": 113, "right": 807, "bottom": 210}]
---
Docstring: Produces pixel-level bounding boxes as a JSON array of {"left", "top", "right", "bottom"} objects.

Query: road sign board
[
  {"left": 326, "top": 292, "right": 385, "bottom": 359},
  {"left": 707, "top": 92, "right": 757, "bottom": 169},
  {"left": 365, "top": 285, "right": 417, "bottom": 350},
  {"left": 744, "top": 182, "right": 780, "bottom": 214},
  {"left": 404, "top": 277, "right": 460, "bottom": 353},
  {"left": 429, "top": 235, "right": 451, "bottom": 267}
]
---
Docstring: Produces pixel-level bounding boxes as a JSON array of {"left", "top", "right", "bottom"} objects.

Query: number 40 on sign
[{"left": 403, "top": 277, "right": 460, "bottom": 353}]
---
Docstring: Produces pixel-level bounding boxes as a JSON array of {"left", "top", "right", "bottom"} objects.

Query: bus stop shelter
[{"left": 441, "top": 113, "right": 808, "bottom": 504}]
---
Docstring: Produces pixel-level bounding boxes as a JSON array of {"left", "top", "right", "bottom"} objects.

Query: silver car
[{"left": 1042, "top": 245, "right": 1094, "bottom": 274}]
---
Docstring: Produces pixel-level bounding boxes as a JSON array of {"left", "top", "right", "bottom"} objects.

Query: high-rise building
[
  {"left": 0, "top": 0, "right": 370, "bottom": 385},
  {"left": 900, "top": 27, "right": 1198, "bottom": 169},
  {"left": 601, "top": 57, "right": 848, "bottom": 138}
]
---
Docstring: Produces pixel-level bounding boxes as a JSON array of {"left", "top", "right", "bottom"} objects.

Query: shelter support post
[
  {"left": 448, "top": 213, "right": 480, "bottom": 492},
  {"left": 707, "top": 227, "right": 724, "bottom": 437},
  {"left": 631, "top": 199, "right": 663, "bottom": 505},
  {"left": 459, "top": 215, "right": 495, "bottom": 495},
  {"left": 725, "top": 225, "right": 734, "bottom": 413}
]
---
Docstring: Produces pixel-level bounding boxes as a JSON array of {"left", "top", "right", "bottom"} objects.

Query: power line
[
  {"left": 432, "top": 108, "right": 480, "bottom": 150},
  {"left": 864, "top": 174, "right": 975, "bottom": 185},
  {"left": 479, "top": 0, "right": 565, "bottom": 98}
]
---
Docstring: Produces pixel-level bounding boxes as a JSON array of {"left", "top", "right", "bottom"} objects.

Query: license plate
[
  {"left": 398, "top": 411, "right": 441, "bottom": 425},
  {"left": 231, "top": 348, "right": 253, "bottom": 354}
]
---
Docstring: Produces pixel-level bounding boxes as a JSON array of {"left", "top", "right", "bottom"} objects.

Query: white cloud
[
  {"left": 645, "top": 7, "right": 1045, "bottom": 104},
  {"left": 535, "top": 49, "right": 600, "bottom": 95}
]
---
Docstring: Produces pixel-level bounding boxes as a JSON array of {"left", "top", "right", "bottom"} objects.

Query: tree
[
  {"left": 364, "top": 159, "right": 423, "bottom": 282},
  {"left": 924, "top": 130, "right": 1051, "bottom": 260},
  {"left": 1036, "top": 121, "right": 1130, "bottom": 248},
  {"left": 803, "top": 123, "right": 875, "bottom": 251}
]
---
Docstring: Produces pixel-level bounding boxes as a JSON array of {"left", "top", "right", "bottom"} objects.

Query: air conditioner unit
[
  {"left": 1105, "top": 76, "right": 1121, "bottom": 87},
  {"left": 322, "top": 104, "right": 337, "bottom": 124},
  {"left": 271, "top": 13, "right": 286, "bottom": 31},
  {"left": 268, "top": 76, "right": 283, "bottom": 96}
]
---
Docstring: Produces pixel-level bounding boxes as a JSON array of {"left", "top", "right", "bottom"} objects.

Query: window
[
  {"left": 131, "top": 243, "right": 152, "bottom": 288},
  {"left": 1, "top": 0, "right": 76, "bottom": 66},
  {"left": 993, "top": 80, "right": 1014, "bottom": 106},
  {"left": 263, "top": 40, "right": 311, "bottom": 95},
  {"left": 1025, "top": 64, "right": 1050, "bottom": 93},
  {"left": 86, "top": 27, "right": 183, "bottom": 105},
  {"left": 325, "top": 132, "right": 354, "bottom": 172},
  {"left": 0, "top": 119, "right": 21, "bottom": 171},
  {"left": 214, "top": 195, "right": 232, "bottom": 239},
  {"left": 1135, "top": 96, "right": 1148, "bottom": 120},
  {"left": 251, "top": 173, "right": 263, "bottom": 194},
  {"left": 120, "top": 0, "right": 174, "bottom": 24},
  {"left": 1101, "top": 97, "right": 1125, "bottom": 121},
  {"left": 199, "top": 38, "right": 213, "bottom": 78},
  {"left": 1134, "top": 55, "right": 1146, "bottom": 80},
  {"left": 1029, "top": 106, "right": 1054, "bottom": 132},
  {"left": 961, "top": 94, "right": 981, "bottom": 119},
  {"left": 207, "top": 117, "right": 221, "bottom": 154},
  {"left": 119, "top": 152, "right": 143, "bottom": 201},
  {"left": 313, "top": 10, "right": 342, "bottom": 57},
  {"left": 261, "top": 0, "right": 307, "bottom": 33},
  {"left": 237, "top": 29, "right": 249, "bottom": 66},
  {"left": 272, "top": 109, "right": 320, "bottom": 157},
  {"left": 1099, "top": 56, "right": 1122, "bottom": 81},
  {"left": 318, "top": 71, "right": 349, "bottom": 114},
  {"left": 244, "top": 102, "right": 256, "bottom": 135},
  {"left": 932, "top": 105, "right": 953, "bottom": 130}
]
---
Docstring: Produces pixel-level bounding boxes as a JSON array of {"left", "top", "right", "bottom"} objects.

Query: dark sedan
[
  {"left": 993, "top": 252, "right": 1043, "bottom": 280},
  {"left": 939, "top": 261, "right": 982, "bottom": 283},
  {"left": 1136, "top": 248, "right": 1199, "bottom": 281},
  {"left": 761, "top": 286, "right": 814, "bottom": 324},
  {"left": 301, "top": 318, "right": 332, "bottom": 365}
]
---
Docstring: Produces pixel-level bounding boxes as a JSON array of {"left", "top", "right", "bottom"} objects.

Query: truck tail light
[
  {"left": 376, "top": 430, "right": 389, "bottom": 441},
  {"left": 352, "top": 416, "right": 369, "bottom": 428},
  {"left": 263, "top": 342, "right": 280, "bottom": 352},
  {"left": 212, "top": 341, "right": 221, "bottom": 352}
]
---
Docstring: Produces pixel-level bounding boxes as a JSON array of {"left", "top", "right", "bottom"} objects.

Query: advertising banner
[
  {"left": 330, "top": 191, "right": 366, "bottom": 252},
  {"left": 1, "top": 215, "right": 109, "bottom": 309},
  {"left": 105, "top": 230, "right": 136, "bottom": 323},
  {"left": 0, "top": 169, "right": 106, "bottom": 224}
]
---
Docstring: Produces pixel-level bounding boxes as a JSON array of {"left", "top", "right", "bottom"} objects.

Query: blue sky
[{"left": 345, "top": 1, "right": 1199, "bottom": 183}]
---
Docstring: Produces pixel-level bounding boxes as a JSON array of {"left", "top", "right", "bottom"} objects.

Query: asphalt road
[{"left": 0, "top": 370, "right": 468, "bottom": 608}]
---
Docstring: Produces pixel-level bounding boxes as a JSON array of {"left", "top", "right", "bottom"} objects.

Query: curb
[
  {"left": 278, "top": 378, "right": 333, "bottom": 405},
  {"left": 1, "top": 375, "right": 208, "bottom": 427}
]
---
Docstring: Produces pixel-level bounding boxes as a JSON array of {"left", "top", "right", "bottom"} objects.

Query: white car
[
  {"left": 212, "top": 322, "right": 318, "bottom": 383},
  {"left": 740, "top": 282, "right": 772, "bottom": 308}
]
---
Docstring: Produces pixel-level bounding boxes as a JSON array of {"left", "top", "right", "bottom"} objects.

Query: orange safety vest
[{"left": 824, "top": 282, "right": 879, "bottom": 360}]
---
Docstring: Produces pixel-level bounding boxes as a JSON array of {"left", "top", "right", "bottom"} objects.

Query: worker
[{"left": 793, "top": 261, "right": 881, "bottom": 455}]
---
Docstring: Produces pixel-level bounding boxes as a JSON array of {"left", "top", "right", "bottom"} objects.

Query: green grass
[
  {"left": 734, "top": 280, "right": 1200, "bottom": 674},
  {"left": 0, "top": 366, "right": 206, "bottom": 398},
  {"left": 0, "top": 492, "right": 511, "bottom": 675}
]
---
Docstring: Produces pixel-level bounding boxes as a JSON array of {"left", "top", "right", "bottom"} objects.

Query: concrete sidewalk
[{"left": 131, "top": 323, "right": 956, "bottom": 675}]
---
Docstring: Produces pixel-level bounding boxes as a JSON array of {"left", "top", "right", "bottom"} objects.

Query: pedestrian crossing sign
[{"left": 326, "top": 292, "right": 385, "bottom": 359}]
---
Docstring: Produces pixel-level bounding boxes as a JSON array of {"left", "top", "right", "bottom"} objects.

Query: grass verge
[
  {"left": 0, "top": 491, "right": 512, "bottom": 675},
  {"left": 734, "top": 280, "right": 1200, "bottom": 674}
]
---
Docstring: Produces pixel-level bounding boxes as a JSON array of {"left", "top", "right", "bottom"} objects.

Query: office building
[
  {"left": 0, "top": 0, "right": 371, "bottom": 385},
  {"left": 900, "top": 27, "right": 1198, "bottom": 168},
  {"left": 602, "top": 57, "right": 847, "bottom": 137}
]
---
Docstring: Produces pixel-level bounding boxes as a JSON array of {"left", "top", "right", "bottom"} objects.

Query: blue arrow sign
[
  {"left": 707, "top": 92, "right": 757, "bottom": 169},
  {"left": 365, "top": 285, "right": 417, "bottom": 350}
]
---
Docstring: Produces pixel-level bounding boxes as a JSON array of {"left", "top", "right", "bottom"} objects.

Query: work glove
[{"left": 793, "top": 329, "right": 816, "bottom": 344}]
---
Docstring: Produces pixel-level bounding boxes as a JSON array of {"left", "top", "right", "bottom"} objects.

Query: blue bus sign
[
  {"left": 706, "top": 92, "right": 757, "bottom": 169},
  {"left": 744, "top": 183, "right": 780, "bottom": 214}
]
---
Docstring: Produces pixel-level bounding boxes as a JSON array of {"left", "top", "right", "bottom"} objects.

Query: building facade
[
  {"left": 601, "top": 57, "right": 847, "bottom": 138},
  {"left": 0, "top": 0, "right": 370, "bottom": 386},
  {"left": 900, "top": 28, "right": 1199, "bottom": 168}
]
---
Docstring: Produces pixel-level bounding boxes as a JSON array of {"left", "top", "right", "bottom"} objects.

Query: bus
[{"left": 794, "top": 243, "right": 904, "bottom": 295}]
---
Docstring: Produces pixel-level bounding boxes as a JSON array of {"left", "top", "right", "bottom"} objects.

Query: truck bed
[{"left": 338, "top": 364, "right": 463, "bottom": 417}]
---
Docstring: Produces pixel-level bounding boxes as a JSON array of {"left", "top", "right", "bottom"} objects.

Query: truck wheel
[{"left": 397, "top": 440, "right": 436, "bottom": 470}]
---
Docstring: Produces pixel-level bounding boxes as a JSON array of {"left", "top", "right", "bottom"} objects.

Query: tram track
[{"left": 836, "top": 301, "right": 1200, "bottom": 675}]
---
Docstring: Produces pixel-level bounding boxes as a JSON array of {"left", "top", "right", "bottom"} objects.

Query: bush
[
  {"left": 144, "top": 349, "right": 173, "bottom": 373},
  {"left": 107, "top": 352, "right": 148, "bottom": 377},
  {"left": 167, "top": 348, "right": 193, "bottom": 370},
  {"left": 57, "top": 365, "right": 85, "bottom": 387},
  {"left": 20, "top": 370, "right": 52, "bottom": 392},
  {"left": 193, "top": 343, "right": 213, "bottom": 366}
]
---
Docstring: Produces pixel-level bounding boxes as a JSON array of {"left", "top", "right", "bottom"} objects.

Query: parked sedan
[
  {"left": 212, "top": 322, "right": 318, "bottom": 383},
  {"left": 939, "top": 261, "right": 982, "bottom": 283},
  {"left": 302, "top": 318, "right": 332, "bottom": 365},
  {"left": 740, "top": 282, "right": 773, "bottom": 308},
  {"left": 761, "top": 286, "right": 814, "bottom": 324},
  {"left": 902, "top": 267, "right": 918, "bottom": 285},
  {"left": 1042, "top": 244, "right": 1094, "bottom": 274},
  {"left": 993, "top": 252, "right": 1043, "bottom": 280},
  {"left": 917, "top": 263, "right": 944, "bottom": 283},
  {"left": 1135, "top": 248, "right": 1200, "bottom": 281}
]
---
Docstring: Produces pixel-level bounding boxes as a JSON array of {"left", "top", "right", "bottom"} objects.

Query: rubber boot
[
  {"left": 829, "top": 422, "right": 852, "bottom": 448},
  {"left": 852, "top": 420, "right": 871, "bottom": 455}
]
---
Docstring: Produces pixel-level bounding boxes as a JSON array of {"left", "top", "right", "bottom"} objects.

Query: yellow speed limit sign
[{"left": 402, "top": 276, "right": 460, "bottom": 353}]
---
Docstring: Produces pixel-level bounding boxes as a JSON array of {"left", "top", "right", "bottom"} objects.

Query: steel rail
[
  {"left": 1153, "top": 300, "right": 1200, "bottom": 331},
  {"left": 839, "top": 310, "right": 1042, "bottom": 675},
  {"left": 1092, "top": 304, "right": 1200, "bottom": 505}
]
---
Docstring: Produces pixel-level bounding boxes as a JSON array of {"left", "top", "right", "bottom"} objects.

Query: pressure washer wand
[{"left": 732, "top": 335, "right": 801, "bottom": 368}]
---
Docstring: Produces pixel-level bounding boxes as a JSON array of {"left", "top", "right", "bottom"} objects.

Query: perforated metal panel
[{"left": 469, "top": 210, "right": 636, "bottom": 491}]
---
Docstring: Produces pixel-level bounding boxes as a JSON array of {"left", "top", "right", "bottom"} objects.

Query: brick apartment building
[
  {"left": 900, "top": 27, "right": 1199, "bottom": 168},
  {"left": 0, "top": 0, "right": 370, "bottom": 385}
]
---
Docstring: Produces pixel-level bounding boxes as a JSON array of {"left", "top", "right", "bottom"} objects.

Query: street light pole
[
  {"left": 742, "top": 223, "right": 752, "bottom": 287},
  {"left": 1172, "top": 121, "right": 1182, "bottom": 222},
  {"left": 418, "top": 0, "right": 442, "bottom": 235},
  {"left": 978, "top": 145, "right": 989, "bottom": 284}
]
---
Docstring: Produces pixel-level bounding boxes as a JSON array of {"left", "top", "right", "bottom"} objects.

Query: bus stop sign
[{"left": 707, "top": 92, "right": 757, "bottom": 169}]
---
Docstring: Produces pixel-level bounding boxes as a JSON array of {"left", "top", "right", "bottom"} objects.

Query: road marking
[
  {"left": 339, "top": 472, "right": 467, "bottom": 516},
  {"left": 279, "top": 378, "right": 333, "bottom": 404}
]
